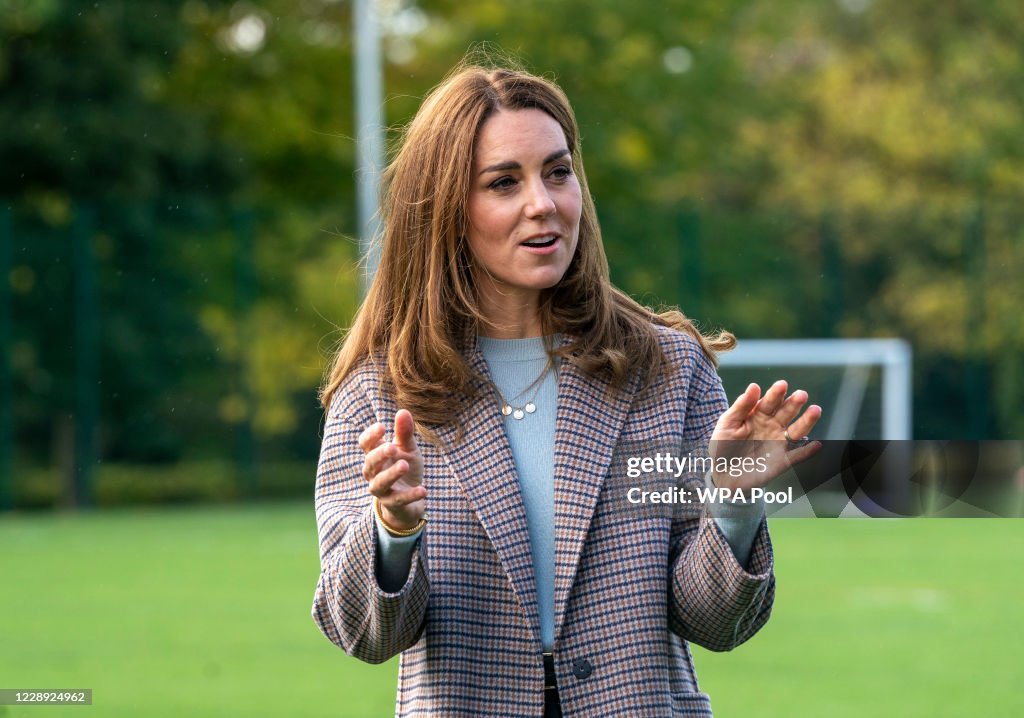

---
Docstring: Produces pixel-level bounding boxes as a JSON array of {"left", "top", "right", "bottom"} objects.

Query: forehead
[{"left": 473, "top": 108, "right": 569, "bottom": 166}]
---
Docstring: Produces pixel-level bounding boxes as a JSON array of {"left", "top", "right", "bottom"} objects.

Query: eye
[
  {"left": 487, "top": 176, "right": 517, "bottom": 191},
  {"left": 549, "top": 165, "right": 574, "bottom": 181}
]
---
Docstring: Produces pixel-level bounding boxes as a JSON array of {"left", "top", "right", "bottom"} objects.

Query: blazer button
[{"left": 571, "top": 657, "right": 593, "bottom": 680}]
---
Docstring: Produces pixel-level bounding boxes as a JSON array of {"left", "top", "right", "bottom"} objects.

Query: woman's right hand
[{"left": 359, "top": 409, "right": 426, "bottom": 531}]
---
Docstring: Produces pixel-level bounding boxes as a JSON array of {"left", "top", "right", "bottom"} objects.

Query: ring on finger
[{"left": 784, "top": 428, "right": 811, "bottom": 447}]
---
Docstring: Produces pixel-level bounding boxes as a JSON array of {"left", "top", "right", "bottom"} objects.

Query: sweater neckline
[{"left": 477, "top": 334, "right": 558, "bottom": 362}]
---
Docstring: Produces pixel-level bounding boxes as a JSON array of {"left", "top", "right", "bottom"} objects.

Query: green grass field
[{"left": 1, "top": 504, "right": 1021, "bottom": 717}]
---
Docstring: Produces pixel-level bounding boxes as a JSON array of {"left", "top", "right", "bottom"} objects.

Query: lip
[{"left": 519, "top": 233, "right": 561, "bottom": 255}]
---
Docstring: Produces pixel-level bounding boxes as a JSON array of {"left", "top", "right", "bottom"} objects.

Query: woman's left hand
[{"left": 709, "top": 380, "right": 822, "bottom": 490}]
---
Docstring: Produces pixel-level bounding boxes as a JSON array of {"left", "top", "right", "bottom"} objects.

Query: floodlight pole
[{"left": 353, "top": 0, "right": 384, "bottom": 295}]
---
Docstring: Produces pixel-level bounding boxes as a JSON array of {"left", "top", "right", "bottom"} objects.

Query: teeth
[{"left": 523, "top": 235, "right": 556, "bottom": 246}]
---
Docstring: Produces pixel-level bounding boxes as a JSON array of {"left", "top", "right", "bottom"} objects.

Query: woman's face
[{"left": 465, "top": 108, "right": 582, "bottom": 321}]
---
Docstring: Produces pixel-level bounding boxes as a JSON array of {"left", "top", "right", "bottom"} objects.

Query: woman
[{"left": 312, "top": 62, "right": 821, "bottom": 717}]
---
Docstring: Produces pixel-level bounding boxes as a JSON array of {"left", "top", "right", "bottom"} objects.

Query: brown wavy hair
[{"left": 321, "top": 61, "right": 734, "bottom": 435}]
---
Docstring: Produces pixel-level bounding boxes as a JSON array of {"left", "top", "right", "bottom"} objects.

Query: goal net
[{"left": 717, "top": 338, "right": 913, "bottom": 441}]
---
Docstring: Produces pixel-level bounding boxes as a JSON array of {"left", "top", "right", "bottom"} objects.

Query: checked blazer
[{"left": 312, "top": 327, "right": 775, "bottom": 717}]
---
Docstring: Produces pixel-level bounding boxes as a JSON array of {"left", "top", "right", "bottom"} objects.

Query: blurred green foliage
[
  {"left": 9, "top": 458, "right": 314, "bottom": 509},
  {"left": 1, "top": 0, "right": 1022, "bottom": 506}
]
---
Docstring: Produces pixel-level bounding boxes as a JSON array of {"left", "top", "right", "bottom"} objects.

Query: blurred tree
[
  {"left": 0, "top": 0, "right": 243, "bottom": 463},
  {"left": 164, "top": 0, "right": 364, "bottom": 443},
  {"left": 720, "top": 0, "right": 1024, "bottom": 436},
  {"left": 390, "top": 0, "right": 1024, "bottom": 437},
  {"left": 3, "top": 0, "right": 1020, "bottom": 495}
]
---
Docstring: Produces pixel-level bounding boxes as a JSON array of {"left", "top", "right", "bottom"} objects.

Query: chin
[{"left": 525, "top": 270, "right": 570, "bottom": 291}]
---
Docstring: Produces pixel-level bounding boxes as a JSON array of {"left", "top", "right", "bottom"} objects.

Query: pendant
[
  {"left": 524, "top": 402, "right": 536, "bottom": 414},
  {"left": 513, "top": 408, "right": 525, "bottom": 420},
  {"left": 501, "top": 405, "right": 512, "bottom": 416}
]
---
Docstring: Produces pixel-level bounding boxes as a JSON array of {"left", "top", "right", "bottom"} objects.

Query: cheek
[
  {"left": 465, "top": 194, "right": 484, "bottom": 235},
  {"left": 467, "top": 195, "right": 513, "bottom": 241},
  {"left": 466, "top": 233, "right": 494, "bottom": 270},
  {"left": 561, "top": 186, "right": 583, "bottom": 226},
  {"left": 465, "top": 204, "right": 504, "bottom": 267}
]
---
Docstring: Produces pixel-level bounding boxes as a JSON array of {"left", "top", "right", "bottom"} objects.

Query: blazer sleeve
[
  {"left": 310, "top": 393, "right": 430, "bottom": 664},
  {"left": 666, "top": 339, "right": 776, "bottom": 652}
]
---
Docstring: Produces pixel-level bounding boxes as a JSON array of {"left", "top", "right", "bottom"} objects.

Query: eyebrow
[{"left": 478, "top": 148, "right": 571, "bottom": 176}]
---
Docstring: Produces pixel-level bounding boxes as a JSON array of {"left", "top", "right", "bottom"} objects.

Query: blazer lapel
[
  {"left": 551, "top": 355, "right": 636, "bottom": 644},
  {"left": 438, "top": 348, "right": 542, "bottom": 647}
]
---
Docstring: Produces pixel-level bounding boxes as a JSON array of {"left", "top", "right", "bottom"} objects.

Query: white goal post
[{"left": 717, "top": 339, "right": 913, "bottom": 440}]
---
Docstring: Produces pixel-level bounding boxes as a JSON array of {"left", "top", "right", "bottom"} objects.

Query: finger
[
  {"left": 786, "top": 404, "right": 823, "bottom": 441},
  {"left": 368, "top": 459, "right": 412, "bottom": 497},
  {"left": 721, "top": 383, "right": 762, "bottom": 427},
  {"left": 786, "top": 439, "right": 822, "bottom": 467},
  {"left": 362, "top": 442, "right": 396, "bottom": 482},
  {"left": 392, "top": 410, "right": 419, "bottom": 453},
  {"left": 358, "top": 423, "right": 386, "bottom": 453},
  {"left": 755, "top": 380, "right": 788, "bottom": 417},
  {"left": 773, "top": 389, "right": 809, "bottom": 427}
]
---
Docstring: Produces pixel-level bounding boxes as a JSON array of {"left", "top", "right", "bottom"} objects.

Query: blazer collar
[
  {"left": 437, "top": 342, "right": 542, "bottom": 647},
  {"left": 438, "top": 335, "right": 637, "bottom": 650},
  {"left": 550, "top": 347, "right": 637, "bottom": 644}
]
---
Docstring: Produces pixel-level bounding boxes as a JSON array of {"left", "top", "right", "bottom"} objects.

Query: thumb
[
  {"left": 392, "top": 409, "right": 419, "bottom": 452},
  {"left": 721, "top": 383, "right": 761, "bottom": 427}
]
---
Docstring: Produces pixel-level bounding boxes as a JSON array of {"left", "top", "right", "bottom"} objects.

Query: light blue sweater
[{"left": 374, "top": 336, "right": 764, "bottom": 652}]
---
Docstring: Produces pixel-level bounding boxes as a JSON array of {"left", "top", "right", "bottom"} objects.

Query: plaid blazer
[{"left": 312, "top": 328, "right": 775, "bottom": 717}]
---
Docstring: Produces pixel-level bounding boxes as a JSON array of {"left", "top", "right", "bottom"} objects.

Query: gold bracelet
[{"left": 373, "top": 496, "right": 426, "bottom": 537}]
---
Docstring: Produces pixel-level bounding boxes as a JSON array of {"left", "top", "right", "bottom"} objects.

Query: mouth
[{"left": 520, "top": 234, "right": 559, "bottom": 249}]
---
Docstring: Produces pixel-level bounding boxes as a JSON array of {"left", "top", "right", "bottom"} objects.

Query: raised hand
[
  {"left": 359, "top": 409, "right": 426, "bottom": 531},
  {"left": 709, "top": 380, "right": 822, "bottom": 490}
]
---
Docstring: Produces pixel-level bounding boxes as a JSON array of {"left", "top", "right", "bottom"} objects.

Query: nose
[{"left": 524, "top": 179, "right": 556, "bottom": 219}]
